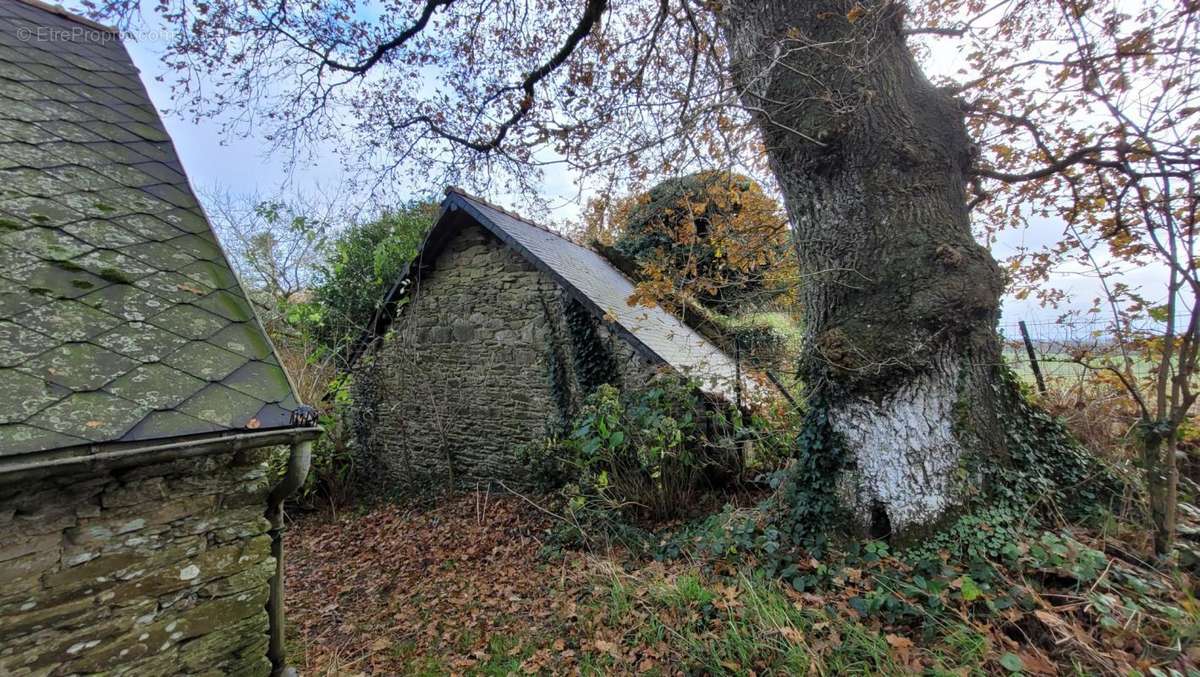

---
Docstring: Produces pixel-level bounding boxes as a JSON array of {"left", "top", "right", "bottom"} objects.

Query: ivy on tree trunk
[{"left": 720, "top": 0, "right": 1010, "bottom": 538}]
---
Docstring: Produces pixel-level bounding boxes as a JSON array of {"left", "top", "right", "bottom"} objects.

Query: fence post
[
  {"left": 1018, "top": 320, "right": 1048, "bottom": 396},
  {"left": 734, "top": 336, "right": 743, "bottom": 410}
]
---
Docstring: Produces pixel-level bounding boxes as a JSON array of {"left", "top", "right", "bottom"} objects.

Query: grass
[
  {"left": 285, "top": 493, "right": 1199, "bottom": 676},
  {"left": 475, "top": 634, "right": 531, "bottom": 676},
  {"left": 579, "top": 564, "right": 991, "bottom": 676},
  {"left": 739, "top": 311, "right": 803, "bottom": 338}
]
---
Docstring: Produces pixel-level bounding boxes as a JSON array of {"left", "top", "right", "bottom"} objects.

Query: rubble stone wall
[
  {"left": 353, "top": 224, "right": 660, "bottom": 494},
  {"left": 0, "top": 448, "right": 275, "bottom": 676}
]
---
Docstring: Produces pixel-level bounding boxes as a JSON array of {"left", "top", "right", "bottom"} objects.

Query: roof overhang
[{"left": 0, "top": 426, "right": 322, "bottom": 485}]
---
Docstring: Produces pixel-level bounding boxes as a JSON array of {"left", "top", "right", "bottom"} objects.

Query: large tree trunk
[{"left": 719, "top": 0, "right": 1008, "bottom": 537}]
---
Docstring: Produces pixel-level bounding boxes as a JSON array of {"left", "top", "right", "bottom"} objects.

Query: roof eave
[{"left": 0, "top": 426, "right": 323, "bottom": 485}]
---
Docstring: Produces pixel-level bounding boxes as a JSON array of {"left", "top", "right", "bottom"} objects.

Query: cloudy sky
[{"left": 70, "top": 3, "right": 1161, "bottom": 335}]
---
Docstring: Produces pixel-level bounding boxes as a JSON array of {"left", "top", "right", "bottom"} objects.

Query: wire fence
[
  {"left": 997, "top": 315, "right": 1191, "bottom": 386},
  {"left": 729, "top": 314, "right": 1188, "bottom": 393}
]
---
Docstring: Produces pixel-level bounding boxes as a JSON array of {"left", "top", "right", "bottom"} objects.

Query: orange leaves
[
  {"left": 284, "top": 495, "right": 581, "bottom": 674},
  {"left": 1016, "top": 649, "right": 1059, "bottom": 675},
  {"left": 591, "top": 638, "right": 622, "bottom": 658},
  {"left": 587, "top": 172, "right": 796, "bottom": 318}
]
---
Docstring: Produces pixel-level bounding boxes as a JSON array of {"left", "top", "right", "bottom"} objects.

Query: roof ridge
[
  {"left": 11, "top": 0, "right": 118, "bottom": 33},
  {"left": 444, "top": 186, "right": 568, "bottom": 239}
]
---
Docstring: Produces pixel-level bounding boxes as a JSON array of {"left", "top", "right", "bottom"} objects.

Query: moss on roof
[{"left": 0, "top": 1, "right": 303, "bottom": 457}]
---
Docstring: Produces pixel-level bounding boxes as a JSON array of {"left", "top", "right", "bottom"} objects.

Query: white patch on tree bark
[{"left": 829, "top": 353, "right": 966, "bottom": 533}]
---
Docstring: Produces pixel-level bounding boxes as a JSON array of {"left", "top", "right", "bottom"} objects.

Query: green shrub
[
  {"left": 269, "top": 375, "right": 358, "bottom": 511},
  {"left": 530, "top": 376, "right": 796, "bottom": 550},
  {"left": 565, "top": 379, "right": 723, "bottom": 522}
]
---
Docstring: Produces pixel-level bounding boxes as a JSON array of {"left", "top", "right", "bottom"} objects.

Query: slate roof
[
  {"left": 363, "top": 188, "right": 756, "bottom": 402},
  {"left": 0, "top": 0, "right": 304, "bottom": 457}
]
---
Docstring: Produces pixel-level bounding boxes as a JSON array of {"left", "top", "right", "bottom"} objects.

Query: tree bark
[
  {"left": 719, "top": 0, "right": 1008, "bottom": 537},
  {"left": 1142, "top": 425, "right": 1178, "bottom": 556}
]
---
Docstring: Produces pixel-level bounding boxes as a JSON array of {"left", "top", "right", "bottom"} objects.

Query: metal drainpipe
[{"left": 266, "top": 439, "right": 313, "bottom": 675}]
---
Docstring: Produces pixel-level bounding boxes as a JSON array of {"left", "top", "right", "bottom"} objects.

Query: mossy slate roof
[{"left": 0, "top": 1, "right": 301, "bottom": 457}]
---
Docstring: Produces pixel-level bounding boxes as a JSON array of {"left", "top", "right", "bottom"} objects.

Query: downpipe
[{"left": 266, "top": 439, "right": 313, "bottom": 675}]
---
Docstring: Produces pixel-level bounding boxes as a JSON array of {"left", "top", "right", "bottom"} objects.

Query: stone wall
[
  {"left": 0, "top": 449, "right": 275, "bottom": 676},
  {"left": 353, "top": 224, "right": 661, "bottom": 494}
]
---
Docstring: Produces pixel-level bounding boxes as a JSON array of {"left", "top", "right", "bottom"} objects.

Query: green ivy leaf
[
  {"left": 959, "top": 575, "right": 983, "bottom": 602},
  {"left": 998, "top": 652, "right": 1023, "bottom": 672}
]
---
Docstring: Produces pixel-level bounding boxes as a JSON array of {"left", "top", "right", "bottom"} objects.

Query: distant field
[{"left": 1002, "top": 343, "right": 1161, "bottom": 386}]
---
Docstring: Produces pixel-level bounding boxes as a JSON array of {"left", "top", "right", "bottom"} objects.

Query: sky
[{"left": 76, "top": 2, "right": 1161, "bottom": 334}]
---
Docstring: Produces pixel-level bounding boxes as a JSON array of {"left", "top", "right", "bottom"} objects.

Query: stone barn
[
  {"left": 351, "top": 188, "right": 752, "bottom": 492},
  {"left": 0, "top": 2, "right": 320, "bottom": 674}
]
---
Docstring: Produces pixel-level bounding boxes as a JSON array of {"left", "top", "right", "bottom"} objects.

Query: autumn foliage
[
  {"left": 908, "top": 0, "right": 1200, "bottom": 554},
  {"left": 584, "top": 172, "right": 797, "bottom": 316}
]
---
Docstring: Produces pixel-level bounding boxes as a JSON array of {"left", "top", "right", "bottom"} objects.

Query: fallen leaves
[
  {"left": 1018, "top": 649, "right": 1059, "bottom": 676},
  {"left": 286, "top": 493, "right": 595, "bottom": 674},
  {"left": 285, "top": 493, "right": 1198, "bottom": 676}
]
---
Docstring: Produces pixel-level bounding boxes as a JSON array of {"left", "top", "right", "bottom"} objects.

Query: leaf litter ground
[{"left": 285, "top": 492, "right": 1199, "bottom": 675}]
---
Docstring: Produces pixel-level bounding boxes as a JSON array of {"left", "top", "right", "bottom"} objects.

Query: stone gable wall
[
  {"left": 353, "top": 224, "right": 661, "bottom": 494},
  {"left": 596, "top": 322, "right": 662, "bottom": 393},
  {"left": 0, "top": 449, "right": 275, "bottom": 676}
]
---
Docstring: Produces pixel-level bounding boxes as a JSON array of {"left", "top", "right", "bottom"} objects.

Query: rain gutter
[{"left": 0, "top": 426, "right": 321, "bottom": 676}]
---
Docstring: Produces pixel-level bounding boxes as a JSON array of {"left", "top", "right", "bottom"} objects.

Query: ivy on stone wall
[
  {"left": 540, "top": 294, "right": 625, "bottom": 429},
  {"left": 565, "top": 299, "right": 620, "bottom": 393},
  {"left": 540, "top": 292, "right": 584, "bottom": 426}
]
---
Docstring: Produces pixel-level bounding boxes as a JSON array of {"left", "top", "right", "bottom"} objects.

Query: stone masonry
[
  {"left": 354, "top": 224, "right": 660, "bottom": 493},
  {"left": 0, "top": 449, "right": 275, "bottom": 676}
]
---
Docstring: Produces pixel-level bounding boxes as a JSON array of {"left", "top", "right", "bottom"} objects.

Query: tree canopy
[
  {"left": 312, "top": 201, "right": 438, "bottom": 367},
  {"left": 585, "top": 171, "right": 796, "bottom": 313},
  {"left": 89, "top": 0, "right": 751, "bottom": 195}
]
